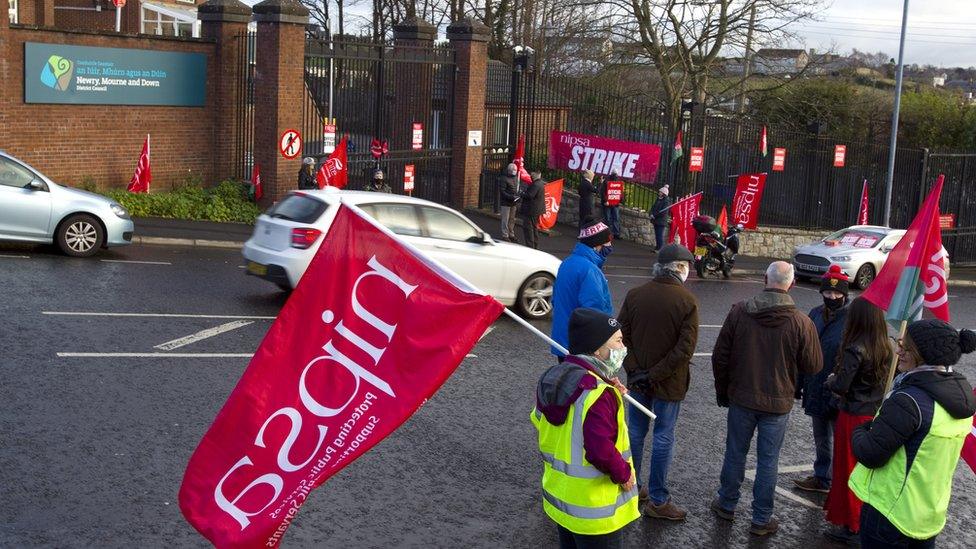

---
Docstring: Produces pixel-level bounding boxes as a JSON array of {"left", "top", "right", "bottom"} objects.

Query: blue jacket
[
  {"left": 799, "top": 304, "right": 848, "bottom": 417},
  {"left": 550, "top": 243, "right": 613, "bottom": 356}
]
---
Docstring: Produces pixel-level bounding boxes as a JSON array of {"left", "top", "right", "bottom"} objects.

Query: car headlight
[
  {"left": 110, "top": 203, "right": 130, "bottom": 219},
  {"left": 831, "top": 255, "right": 852, "bottom": 262}
]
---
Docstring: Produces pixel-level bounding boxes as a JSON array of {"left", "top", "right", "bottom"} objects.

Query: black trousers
[
  {"left": 860, "top": 504, "right": 936, "bottom": 548},
  {"left": 557, "top": 524, "right": 624, "bottom": 549},
  {"left": 522, "top": 215, "right": 539, "bottom": 249}
]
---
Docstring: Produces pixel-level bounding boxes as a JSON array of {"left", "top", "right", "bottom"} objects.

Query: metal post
[
  {"left": 508, "top": 62, "right": 520, "bottom": 154},
  {"left": 115, "top": 5, "right": 121, "bottom": 33},
  {"left": 328, "top": 56, "right": 334, "bottom": 120},
  {"left": 884, "top": 0, "right": 910, "bottom": 227}
]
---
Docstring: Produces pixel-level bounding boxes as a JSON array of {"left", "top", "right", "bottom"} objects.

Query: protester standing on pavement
[
  {"left": 849, "top": 319, "right": 976, "bottom": 548},
  {"left": 794, "top": 266, "right": 851, "bottom": 495},
  {"left": 818, "top": 296, "right": 890, "bottom": 545},
  {"left": 618, "top": 244, "right": 698, "bottom": 521},
  {"left": 520, "top": 170, "right": 546, "bottom": 250},
  {"left": 367, "top": 168, "right": 391, "bottom": 193},
  {"left": 532, "top": 307, "right": 640, "bottom": 548},
  {"left": 601, "top": 171, "right": 624, "bottom": 240},
  {"left": 498, "top": 163, "right": 521, "bottom": 242},
  {"left": 649, "top": 186, "right": 671, "bottom": 252},
  {"left": 710, "top": 261, "right": 823, "bottom": 537},
  {"left": 298, "top": 157, "right": 317, "bottom": 190},
  {"left": 578, "top": 170, "right": 597, "bottom": 229},
  {"left": 550, "top": 219, "right": 614, "bottom": 358}
]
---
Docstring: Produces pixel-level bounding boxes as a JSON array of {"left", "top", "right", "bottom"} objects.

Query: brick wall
[{"left": 1, "top": 26, "right": 218, "bottom": 190}]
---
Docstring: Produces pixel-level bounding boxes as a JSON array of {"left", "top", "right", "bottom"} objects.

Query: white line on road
[
  {"left": 43, "top": 311, "right": 276, "bottom": 320},
  {"left": 0, "top": 254, "right": 30, "bottom": 259},
  {"left": 100, "top": 259, "right": 172, "bottom": 265},
  {"left": 478, "top": 325, "right": 495, "bottom": 342},
  {"left": 693, "top": 353, "right": 711, "bottom": 357},
  {"left": 154, "top": 320, "right": 254, "bottom": 351},
  {"left": 57, "top": 353, "right": 254, "bottom": 358},
  {"left": 700, "top": 325, "right": 722, "bottom": 328}
]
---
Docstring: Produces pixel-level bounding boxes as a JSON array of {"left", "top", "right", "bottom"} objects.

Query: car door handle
[{"left": 433, "top": 244, "right": 452, "bottom": 250}]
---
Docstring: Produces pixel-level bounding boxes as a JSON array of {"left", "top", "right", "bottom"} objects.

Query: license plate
[
  {"left": 247, "top": 261, "right": 268, "bottom": 276},
  {"left": 694, "top": 246, "right": 707, "bottom": 257},
  {"left": 797, "top": 263, "right": 826, "bottom": 273}
]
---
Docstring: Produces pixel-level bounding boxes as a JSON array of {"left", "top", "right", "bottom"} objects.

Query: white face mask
[{"left": 678, "top": 264, "right": 689, "bottom": 283}]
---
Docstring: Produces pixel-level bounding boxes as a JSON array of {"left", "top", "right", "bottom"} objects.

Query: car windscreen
[
  {"left": 823, "top": 229, "right": 886, "bottom": 249},
  {"left": 266, "top": 194, "right": 329, "bottom": 223}
]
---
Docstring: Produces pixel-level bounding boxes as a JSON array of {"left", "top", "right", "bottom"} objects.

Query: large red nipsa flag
[
  {"left": 731, "top": 172, "right": 767, "bottom": 230},
  {"left": 316, "top": 136, "right": 348, "bottom": 189},
  {"left": 178, "top": 205, "right": 504, "bottom": 548},
  {"left": 127, "top": 134, "right": 151, "bottom": 193}
]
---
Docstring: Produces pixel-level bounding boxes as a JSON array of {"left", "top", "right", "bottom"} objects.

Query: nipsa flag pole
[{"left": 344, "top": 201, "right": 656, "bottom": 421}]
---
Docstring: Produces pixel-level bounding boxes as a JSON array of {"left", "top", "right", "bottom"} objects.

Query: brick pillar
[
  {"left": 392, "top": 17, "right": 435, "bottom": 151},
  {"left": 34, "top": 0, "right": 53, "bottom": 27},
  {"left": 252, "top": 0, "right": 308, "bottom": 203},
  {"left": 199, "top": 0, "right": 252, "bottom": 181},
  {"left": 447, "top": 18, "right": 489, "bottom": 210}
]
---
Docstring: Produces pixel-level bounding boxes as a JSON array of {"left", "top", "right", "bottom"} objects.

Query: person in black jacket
[
  {"left": 298, "top": 157, "right": 317, "bottom": 190},
  {"left": 519, "top": 170, "right": 546, "bottom": 249},
  {"left": 649, "top": 186, "right": 671, "bottom": 251},
  {"left": 794, "top": 266, "right": 850, "bottom": 496},
  {"left": 577, "top": 169, "right": 596, "bottom": 229},
  {"left": 497, "top": 163, "right": 521, "bottom": 242}
]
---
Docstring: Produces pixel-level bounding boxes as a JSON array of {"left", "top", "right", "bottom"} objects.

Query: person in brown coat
[
  {"left": 618, "top": 244, "right": 698, "bottom": 522},
  {"left": 709, "top": 261, "right": 823, "bottom": 537}
]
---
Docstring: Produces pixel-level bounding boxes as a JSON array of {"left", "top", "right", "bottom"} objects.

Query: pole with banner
[{"left": 114, "top": 0, "right": 125, "bottom": 32}]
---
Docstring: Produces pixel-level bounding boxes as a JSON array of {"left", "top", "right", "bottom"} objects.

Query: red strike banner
[
  {"left": 668, "top": 192, "right": 703, "bottom": 252},
  {"left": 538, "top": 178, "right": 564, "bottom": 230},
  {"left": 548, "top": 130, "right": 661, "bottom": 182},
  {"left": 179, "top": 206, "right": 504, "bottom": 548},
  {"left": 605, "top": 180, "right": 624, "bottom": 207},
  {"left": 731, "top": 173, "right": 768, "bottom": 230}
]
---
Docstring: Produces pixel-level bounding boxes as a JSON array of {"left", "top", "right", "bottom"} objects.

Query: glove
[{"left": 717, "top": 395, "right": 730, "bottom": 408}]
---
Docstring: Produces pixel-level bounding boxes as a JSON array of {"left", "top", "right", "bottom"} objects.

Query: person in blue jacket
[
  {"left": 551, "top": 217, "right": 614, "bottom": 357},
  {"left": 793, "top": 265, "right": 850, "bottom": 494}
]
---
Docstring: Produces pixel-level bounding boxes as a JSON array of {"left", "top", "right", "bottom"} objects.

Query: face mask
[
  {"left": 824, "top": 296, "right": 845, "bottom": 310},
  {"left": 599, "top": 245, "right": 614, "bottom": 259},
  {"left": 678, "top": 265, "right": 689, "bottom": 283},
  {"left": 606, "top": 347, "right": 627, "bottom": 375}
]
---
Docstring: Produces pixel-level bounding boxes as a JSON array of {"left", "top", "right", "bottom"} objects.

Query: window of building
[
  {"left": 9, "top": 0, "right": 18, "bottom": 24},
  {"left": 140, "top": 2, "right": 200, "bottom": 38},
  {"left": 492, "top": 114, "right": 510, "bottom": 146}
]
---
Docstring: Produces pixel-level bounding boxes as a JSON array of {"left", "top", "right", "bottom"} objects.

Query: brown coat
[
  {"left": 712, "top": 289, "right": 823, "bottom": 414},
  {"left": 619, "top": 276, "right": 699, "bottom": 401}
]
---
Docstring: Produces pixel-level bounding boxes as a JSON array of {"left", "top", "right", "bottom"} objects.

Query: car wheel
[
  {"left": 516, "top": 272, "right": 554, "bottom": 320},
  {"left": 56, "top": 214, "right": 104, "bottom": 257},
  {"left": 854, "top": 264, "right": 876, "bottom": 289}
]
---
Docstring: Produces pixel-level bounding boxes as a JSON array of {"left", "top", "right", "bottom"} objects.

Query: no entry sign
[
  {"left": 404, "top": 164, "right": 415, "bottom": 193},
  {"left": 412, "top": 123, "right": 423, "bottom": 150},
  {"left": 689, "top": 147, "right": 704, "bottom": 172},
  {"left": 834, "top": 145, "right": 846, "bottom": 168},
  {"left": 113, "top": 0, "right": 126, "bottom": 7},
  {"left": 772, "top": 148, "right": 787, "bottom": 172},
  {"left": 279, "top": 129, "right": 302, "bottom": 159}
]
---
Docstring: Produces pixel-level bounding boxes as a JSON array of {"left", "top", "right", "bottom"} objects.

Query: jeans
[
  {"left": 859, "top": 504, "right": 936, "bottom": 548},
  {"left": 653, "top": 224, "right": 667, "bottom": 251},
  {"left": 811, "top": 414, "right": 835, "bottom": 485},
  {"left": 603, "top": 206, "right": 621, "bottom": 238},
  {"left": 626, "top": 392, "right": 681, "bottom": 506},
  {"left": 557, "top": 524, "right": 624, "bottom": 549},
  {"left": 521, "top": 215, "right": 539, "bottom": 249},
  {"left": 716, "top": 404, "right": 790, "bottom": 525},
  {"left": 500, "top": 204, "right": 518, "bottom": 239}
]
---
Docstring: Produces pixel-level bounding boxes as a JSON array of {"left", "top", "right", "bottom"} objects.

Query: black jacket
[
  {"left": 298, "top": 166, "right": 317, "bottom": 190},
  {"left": 578, "top": 177, "right": 596, "bottom": 222},
  {"left": 852, "top": 368, "right": 976, "bottom": 469},
  {"left": 827, "top": 343, "right": 886, "bottom": 416},
  {"left": 650, "top": 195, "right": 671, "bottom": 226},
  {"left": 520, "top": 177, "right": 546, "bottom": 218},
  {"left": 799, "top": 304, "right": 848, "bottom": 417},
  {"left": 497, "top": 173, "right": 520, "bottom": 207}
]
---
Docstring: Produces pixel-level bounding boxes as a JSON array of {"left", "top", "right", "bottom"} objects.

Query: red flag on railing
[
  {"left": 126, "top": 134, "right": 151, "bottom": 193},
  {"left": 718, "top": 204, "right": 729, "bottom": 236},
  {"left": 251, "top": 164, "right": 263, "bottom": 202},
  {"left": 513, "top": 134, "right": 532, "bottom": 184},
  {"left": 537, "top": 178, "right": 564, "bottom": 230},
  {"left": 731, "top": 173, "right": 768, "bottom": 230},
  {"left": 668, "top": 192, "right": 703, "bottom": 252},
  {"left": 178, "top": 205, "right": 504, "bottom": 548},
  {"left": 760, "top": 125, "right": 768, "bottom": 157},
  {"left": 316, "top": 136, "right": 348, "bottom": 189},
  {"left": 858, "top": 180, "right": 869, "bottom": 225}
]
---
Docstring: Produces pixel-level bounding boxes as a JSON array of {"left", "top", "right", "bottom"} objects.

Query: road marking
[
  {"left": 478, "top": 326, "right": 495, "bottom": 342},
  {"left": 154, "top": 320, "right": 254, "bottom": 351},
  {"left": 744, "top": 465, "right": 820, "bottom": 510},
  {"left": 57, "top": 353, "right": 254, "bottom": 358},
  {"left": 100, "top": 259, "right": 172, "bottom": 265},
  {"left": 701, "top": 325, "right": 722, "bottom": 328},
  {"left": 43, "top": 311, "right": 276, "bottom": 320},
  {"left": 0, "top": 254, "right": 30, "bottom": 259},
  {"left": 694, "top": 353, "right": 711, "bottom": 356}
]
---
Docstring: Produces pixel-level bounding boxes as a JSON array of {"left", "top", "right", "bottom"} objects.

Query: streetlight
[{"left": 883, "top": 0, "right": 910, "bottom": 227}]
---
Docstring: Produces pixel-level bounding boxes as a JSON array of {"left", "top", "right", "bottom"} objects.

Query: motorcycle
[{"left": 692, "top": 215, "right": 742, "bottom": 279}]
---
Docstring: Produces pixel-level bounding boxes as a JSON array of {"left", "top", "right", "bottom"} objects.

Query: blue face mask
[{"left": 598, "top": 245, "right": 614, "bottom": 259}]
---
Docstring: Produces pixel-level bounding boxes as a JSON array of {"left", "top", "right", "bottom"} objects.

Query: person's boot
[
  {"left": 824, "top": 526, "right": 860, "bottom": 546},
  {"left": 709, "top": 498, "right": 734, "bottom": 521},
  {"left": 749, "top": 517, "right": 779, "bottom": 536},
  {"left": 643, "top": 499, "right": 688, "bottom": 521},
  {"left": 638, "top": 487, "right": 649, "bottom": 506},
  {"left": 793, "top": 475, "right": 830, "bottom": 494}
]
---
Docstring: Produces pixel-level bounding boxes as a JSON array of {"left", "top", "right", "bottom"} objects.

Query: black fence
[{"left": 233, "top": 31, "right": 256, "bottom": 180}]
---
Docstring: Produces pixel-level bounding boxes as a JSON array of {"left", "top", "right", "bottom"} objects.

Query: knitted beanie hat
[
  {"left": 906, "top": 319, "right": 976, "bottom": 366},
  {"left": 820, "top": 265, "right": 851, "bottom": 296},
  {"left": 578, "top": 218, "right": 612, "bottom": 248},
  {"left": 568, "top": 308, "right": 621, "bottom": 356}
]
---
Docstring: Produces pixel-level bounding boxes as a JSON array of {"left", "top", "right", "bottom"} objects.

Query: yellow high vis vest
[{"left": 530, "top": 373, "right": 639, "bottom": 535}]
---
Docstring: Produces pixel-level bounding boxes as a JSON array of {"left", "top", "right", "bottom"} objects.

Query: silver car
[
  {"left": 0, "top": 150, "right": 134, "bottom": 257},
  {"left": 793, "top": 225, "right": 949, "bottom": 289}
]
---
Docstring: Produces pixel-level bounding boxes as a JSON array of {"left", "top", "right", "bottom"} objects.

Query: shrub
[{"left": 105, "top": 179, "right": 260, "bottom": 224}]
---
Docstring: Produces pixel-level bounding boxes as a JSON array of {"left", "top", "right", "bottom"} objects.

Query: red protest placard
[
  {"left": 411, "top": 123, "right": 423, "bottom": 150},
  {"left": 940, "top": 214, "right": 956, "bottom": 229},
  {"left": 689, "top": 147, "right": 704, "bottom": 172},
  {"left": 404, "top": 164, "right": 415, "bottom": 193},
  {"left": 605, "top": 180, "right": 624, "bottom": 206},
  {"left": 834, "top": 145, "right": 846, "bottom": 167},
  {"left": 772, "top": 148, "right": 787, "bottom": 172}
]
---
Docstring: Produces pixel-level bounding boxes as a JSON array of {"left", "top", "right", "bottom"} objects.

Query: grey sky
[{"left": 795, "top": 0, "right": 976, "bottom": 68}]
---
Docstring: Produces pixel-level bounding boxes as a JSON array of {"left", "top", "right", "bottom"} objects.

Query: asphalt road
[{"left": 2, "top": 238, "right": 976, "bottom": 548}]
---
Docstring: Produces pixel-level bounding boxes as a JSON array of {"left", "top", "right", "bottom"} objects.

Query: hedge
[{"left": 104, "top": 180, "right": 261, "bottom": 224}]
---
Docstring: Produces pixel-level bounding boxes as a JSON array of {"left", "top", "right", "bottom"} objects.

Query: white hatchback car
[{"left": 242, "top": 188, "right": 561, "bottom": 319}]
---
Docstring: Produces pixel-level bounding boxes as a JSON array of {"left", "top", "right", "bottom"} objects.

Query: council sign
[{"left": 25, "top": 42, "right": 207, "bottom": 106}]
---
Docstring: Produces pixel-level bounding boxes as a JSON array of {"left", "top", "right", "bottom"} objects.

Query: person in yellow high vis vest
[
  {"left": 849, "top": 319, "right": 976, "bottom": 548},
  {"left": 531, "top": 307, "right": 640, "bottom": 549}
]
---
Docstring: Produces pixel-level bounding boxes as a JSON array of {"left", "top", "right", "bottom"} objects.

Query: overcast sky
[{"left": 795, "top": 0, "right": 976, "bottom": 68}]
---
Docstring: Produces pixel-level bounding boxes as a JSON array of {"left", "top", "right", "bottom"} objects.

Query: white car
[
  {"left": 242, "top": 188, "right": 561, "bottom": 319},
  {"left": 793, "top": 225, "right": 949, "bottom": 289}
]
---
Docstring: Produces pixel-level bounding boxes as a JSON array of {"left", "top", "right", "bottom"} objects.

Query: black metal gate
[
  {"left": 303, "top": 38, "right": 455, "bottom": 204},
  {"left": 921, "top": 151, "right": 976, "bottom": 264},
  {"left": 234, "top": 31, "right": 257, "bottom": 180}
]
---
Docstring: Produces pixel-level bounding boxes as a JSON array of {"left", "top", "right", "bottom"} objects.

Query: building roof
[{"left": 756, "top": 48, "right": 807, "bottom": 59}]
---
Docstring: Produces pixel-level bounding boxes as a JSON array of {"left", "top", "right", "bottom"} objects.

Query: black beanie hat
[
  {"left": 821, "top": 265, "right": 851, "bottom": 296},
  {"left": 578, "top": 217, "right": 612, "bottom": 248},
  {"left": 568, "top": 308, "right": 621, "bottom": 355},
  {"left": 906, "top": 319, "right": 976, "bottom": 366}
]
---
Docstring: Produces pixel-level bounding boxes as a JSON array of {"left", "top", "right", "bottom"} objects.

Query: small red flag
[
  {"left": 537, "top": 178, "right": 564, "bottom": 230},
  {"left": 760, "top": 126, "right": 768, "bottom": 157},
  {"left": 316, "top": 136, "right": 348, "bottom": 189},
  {"left": 513, "top": 134, "right": 532, "bottom": 184},
  {"left": 858, "top": 180, "right": 869, "bottom": 225},
  {"left": 718, "top": 204, "right": 729, "bottom": 236},
  {"left": 127, "top": 134, "right": 151, "bottom": 193},
  {"left": 251, "top": 164, "right": 263, "bottom": 201},
  {"left": 962, "top": 388, "right": 976, "bottom": 474},
  {"left": 667, "top": 192, "right": 703, "bottom": 252}
]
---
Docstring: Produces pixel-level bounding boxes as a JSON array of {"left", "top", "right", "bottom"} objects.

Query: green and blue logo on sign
[{"left": 40, "top": 54, "right": 74, "bottom": 91}]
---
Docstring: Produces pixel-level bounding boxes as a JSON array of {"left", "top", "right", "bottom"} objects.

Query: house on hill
[{"left": 753, "top": 48, "right": 809, "bottom": 75}]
